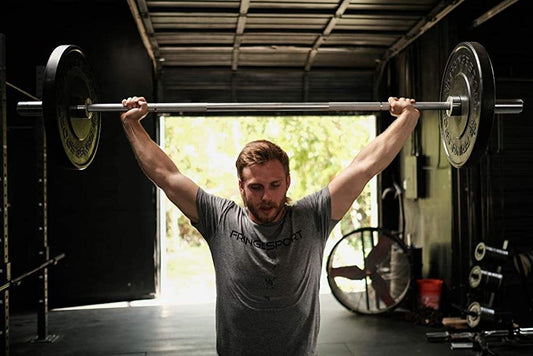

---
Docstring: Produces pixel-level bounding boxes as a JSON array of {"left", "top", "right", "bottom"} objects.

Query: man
[{"left": 121, "top": 96, "right": 419, "bottom": 355}]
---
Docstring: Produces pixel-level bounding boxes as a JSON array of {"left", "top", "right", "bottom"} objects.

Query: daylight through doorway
[{"left": 159, "top": 115, "right": 376, "bottom": 304}]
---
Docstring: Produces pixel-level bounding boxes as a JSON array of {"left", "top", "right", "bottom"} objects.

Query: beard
[{"left": 244, "top": 195, "right": 287, "bottom": 224}]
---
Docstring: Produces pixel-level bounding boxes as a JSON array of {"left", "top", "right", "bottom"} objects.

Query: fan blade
[
  {"left": 329, "top": 265, "right": 366, "bottom": 280},
  {"left": 370, "top": 272, "right": 395, "bottom": 306},
  {"left": 365, "top": 233, "right": 393, "bottom": 270}
]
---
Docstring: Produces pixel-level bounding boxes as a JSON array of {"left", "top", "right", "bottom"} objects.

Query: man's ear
[
  {"left": 286, "top": 174, "right": 291, "bottom": 189},
  {"left": 239, "top": 179, "right": 244, "bottom": 193}
]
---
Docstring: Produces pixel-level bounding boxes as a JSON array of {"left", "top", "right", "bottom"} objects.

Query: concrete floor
[{"left": 8, "top": 293, "right": 529, "bottom": 355}]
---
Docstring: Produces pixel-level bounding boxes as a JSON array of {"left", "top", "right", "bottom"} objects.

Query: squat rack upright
[{"left": 0, "top": 33, "right": 65, "bottom": 356}]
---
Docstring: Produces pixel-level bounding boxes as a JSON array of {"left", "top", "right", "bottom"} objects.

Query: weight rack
[
  {"left": 466, "top": 241, "right": 510, "bottom": 329},
  {"left": 426, "top": 241, "right": 533, "bottom": 353}
]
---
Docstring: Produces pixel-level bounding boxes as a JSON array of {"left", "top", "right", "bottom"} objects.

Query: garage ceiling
[
  {"left": 127, "top": 0, "right": 464, "bottom": 73},
  {"left": 124, "top": 0, "right": 519, "bottom": 103}
]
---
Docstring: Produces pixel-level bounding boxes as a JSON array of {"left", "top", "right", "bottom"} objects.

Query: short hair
[{"left": 235, "top": 140, "right": 290, "bottom": 180}]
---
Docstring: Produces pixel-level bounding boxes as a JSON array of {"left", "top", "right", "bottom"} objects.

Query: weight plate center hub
[{"left": 447, "top": 73, "right": 470, "bottom": 139}]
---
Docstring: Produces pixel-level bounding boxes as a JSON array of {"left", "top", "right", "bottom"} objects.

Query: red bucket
[{"left": 417, "top": 279, "right": 443, "bottom": 310}]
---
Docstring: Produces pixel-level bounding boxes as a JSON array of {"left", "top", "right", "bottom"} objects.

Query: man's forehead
[{"left": 241, "top": 161, "right": 287, "bottom": 181}]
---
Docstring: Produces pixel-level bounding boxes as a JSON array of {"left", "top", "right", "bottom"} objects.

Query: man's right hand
[
  {"left": 121, "top": 96, "right": 149, "bottom": 123},
  {"left": 388, "top": 96, "right": 419, "bottom": 119}
]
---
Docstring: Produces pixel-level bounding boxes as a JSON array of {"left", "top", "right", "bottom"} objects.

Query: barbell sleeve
[
  {"left": 493, "top": 99, "right": 524, "bottom": 115},
  {"left": 17, "top": 101, "right": 44, "bottom": 116},
  {"left": 16, "top": 97, "right": 523, "bottom": 117}
]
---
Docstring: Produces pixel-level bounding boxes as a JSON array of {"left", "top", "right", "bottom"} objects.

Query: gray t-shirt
[{"left": 193, "top": 187, "right": 338, "bottom": 355}]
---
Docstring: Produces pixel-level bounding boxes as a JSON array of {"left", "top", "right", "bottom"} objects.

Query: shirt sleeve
[
  {"left": 192, "top": 187, "right": 236, "bottom": 242},
  {"left": 295, "top": 186, "right": 339, "bottom": 240}
]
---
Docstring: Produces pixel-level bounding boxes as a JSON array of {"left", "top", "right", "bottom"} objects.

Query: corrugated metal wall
[{"left": 159, "top": 68, "right": 374, "bottom": 103}]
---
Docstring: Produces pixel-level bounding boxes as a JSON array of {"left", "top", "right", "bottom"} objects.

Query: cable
[{"left": 6, "top": 80, "right": 40, "bottom": 101}]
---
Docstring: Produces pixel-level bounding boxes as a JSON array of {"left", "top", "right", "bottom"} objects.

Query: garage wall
[{"left": 392, "top": 24, "right": 456, "bottom": 306}]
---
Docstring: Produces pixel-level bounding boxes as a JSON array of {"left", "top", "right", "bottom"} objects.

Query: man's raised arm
[
  {"left": 121, "top": 96, "right": 199, "bottom": 223},
  {"left": 328, "top": 97, "right": 420, "bottom": 221}
]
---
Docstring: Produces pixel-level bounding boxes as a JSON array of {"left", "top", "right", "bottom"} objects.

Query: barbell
[{"left": 16, "top": 42, "right": 524, "bottom": 170}]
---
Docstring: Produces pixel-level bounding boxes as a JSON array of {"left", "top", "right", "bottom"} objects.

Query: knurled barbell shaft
[
  {"left": 84, "top": 101, "right": 453, "bottom": 113},
  {"left": 16, "top": 98, "right": 523, "bottom": 116}
]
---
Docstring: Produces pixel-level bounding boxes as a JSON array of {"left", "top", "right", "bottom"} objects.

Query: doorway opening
[{"left": 158, "top": 115, "right": 377, "bottom": 304}]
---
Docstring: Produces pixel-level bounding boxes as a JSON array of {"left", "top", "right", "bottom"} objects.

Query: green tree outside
[{"left": 162, "top": 115, "right": 375, "bottom": 302}]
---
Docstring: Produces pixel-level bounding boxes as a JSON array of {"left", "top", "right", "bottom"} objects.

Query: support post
[
  {"left": 33, "top": 65, "right": 57, "bottom": 343},
  {"left": 0, "top": 33, "right": 10, "bottom": 356}
]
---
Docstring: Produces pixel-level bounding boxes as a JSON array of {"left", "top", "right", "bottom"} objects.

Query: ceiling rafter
[
  {"left": 128, "top": 0, "right": 160, "bottom": 71},
  {"left": 232, "top": 0, "right": 251, "bottom": 71},
  {"left": 304, "top": 0, "right": 351, "bottom": 71}
]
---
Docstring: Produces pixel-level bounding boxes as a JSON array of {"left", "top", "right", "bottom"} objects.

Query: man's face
[{"left": 239, "top": 160, "right": 291, "bottom": 225}]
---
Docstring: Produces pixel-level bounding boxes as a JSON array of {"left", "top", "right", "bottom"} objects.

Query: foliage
[{"left": 163, "top": 115, "right": 375, "bottom": 247}]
